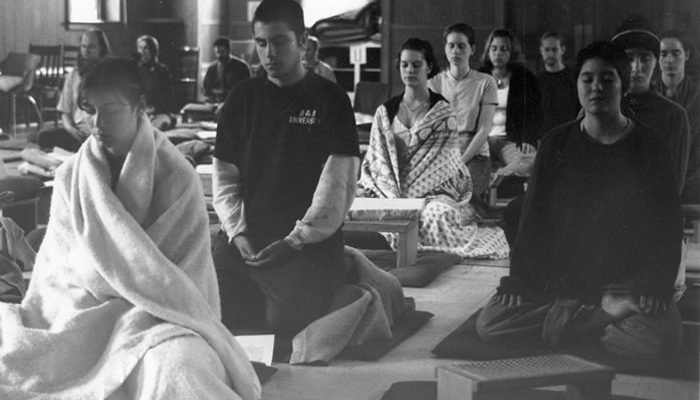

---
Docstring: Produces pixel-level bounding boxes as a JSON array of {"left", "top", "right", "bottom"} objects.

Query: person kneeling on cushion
[{"left": 476, "top": 42, "right": 683, "bottom": 357}]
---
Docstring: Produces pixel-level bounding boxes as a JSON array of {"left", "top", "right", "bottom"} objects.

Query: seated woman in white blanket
[
  {"left": 0, "top": 58, "right": 260, "bottom": 400},
  {"left": 357, "top": 38, "right": 509, "bottom": 260}
]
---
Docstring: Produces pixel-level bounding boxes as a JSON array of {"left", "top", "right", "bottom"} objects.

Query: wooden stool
[
  {"left": 345, "top": 198, "right": 424, "bottom": 269},
  {"left": 436, "top": 355, "right": 615, "bottom": 400},
  {"left": 343, "top": 219, "right": 418, "bottom": 268}
]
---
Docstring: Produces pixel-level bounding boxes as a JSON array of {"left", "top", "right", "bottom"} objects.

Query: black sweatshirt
[
  {"left": 215, "top": 73, "right": 359, "bottom": 249},
  {"left": 500, "top": 119, "right": 682, "bottom": 303}
]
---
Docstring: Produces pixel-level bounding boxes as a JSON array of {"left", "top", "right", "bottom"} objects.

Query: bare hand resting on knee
[
  {"left": 601, "top": 293, "right": 667, "bottom": 319},
  {"left": 232, "top": 234, "right": 257, "bottom": 262},
  {"left": 245, "top": 239, "right": 297, "bottom": 268}
]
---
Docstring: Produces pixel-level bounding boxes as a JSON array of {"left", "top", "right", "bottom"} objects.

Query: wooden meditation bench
[
  {"left": 344, "top": 198, "right": 424, "bottom": 269},
  {"left": 436, "top": 354, "right": 615, "bottom": 400}
]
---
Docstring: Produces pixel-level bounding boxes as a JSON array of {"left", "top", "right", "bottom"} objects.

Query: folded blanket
[
  {"left": 17, "top": 162, "right": 54, "bottom": 178},
  {"left": 20, "top": 148, "right": 62, "bottom": 171},
  {"left": 0, "top": 116, "right": 260, "bottom": 399},
  {"left": 290, "top": 246, "right": 405, "bottom": 363}
]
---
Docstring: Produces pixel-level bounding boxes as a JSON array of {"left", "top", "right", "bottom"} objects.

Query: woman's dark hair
[
  {"left": 137, "top": 35, "right": 160, "bottom": 57},
  {"left": 480, "top": 29, "right": 523, "bottom": 71},
  {"left": 77, "top": 29, "right": 111, "bottom": 76},
  {"left": 79, "top": 57, "right": 144, "bottom": 112},
  {"left": 443, "top": 23, "right": 475, "bottom": 47},
  {"left": 659, "top": 29, "right": 695, "bottom": 60},
  {"left": 396, "top": 37, "right": 439, "bottom": 79},
  {"left": 575, "top": 41, "right": 631, "bottom": 94},
  {"left": 252, "top": 0, "right": 305, "bottom": 41}
]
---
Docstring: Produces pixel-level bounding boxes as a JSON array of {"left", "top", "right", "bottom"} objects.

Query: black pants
[
  {"left": 476, "top": 292, "right": 683, "bottom": 357},
  {"left": 213, "top": 231, "right": 347, "bottom": 338}
]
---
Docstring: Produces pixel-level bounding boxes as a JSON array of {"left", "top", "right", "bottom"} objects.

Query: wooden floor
[
  {"left": 6, "top": 122, "right": 699, "bottom": 400},
  {"left": 261, "top": 264, "right": 700, "bottom": 400}
]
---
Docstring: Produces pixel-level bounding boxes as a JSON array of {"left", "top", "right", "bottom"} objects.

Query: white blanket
[
  {"left": 290, "top": 246, "right": 406, "bottom": 364},
  {"left": 0, "top": 116, "right": 261, "bottom": 399}
]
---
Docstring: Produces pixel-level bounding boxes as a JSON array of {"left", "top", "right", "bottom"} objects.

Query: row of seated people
[
  {"left": 35, "top": 28, "right": 337, "bottom": 154},
  {"left": 0, "top": 0, "right": 696, "bottom": 398}
]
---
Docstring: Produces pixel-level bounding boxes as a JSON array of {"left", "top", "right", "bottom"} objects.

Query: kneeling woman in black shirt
[{"left": 476, "top": 41, "right": 683, "bottom": 357}]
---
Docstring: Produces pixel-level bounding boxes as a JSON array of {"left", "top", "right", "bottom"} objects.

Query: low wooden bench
[
  {"left": 343, "top": 219, "right": 418, "bottom": 269},
  {"left": 436, "top": 354, "right": 615, "bottom": 400},
  {"left": 344, "top": 198, "right": 424, "bottom": 269}
]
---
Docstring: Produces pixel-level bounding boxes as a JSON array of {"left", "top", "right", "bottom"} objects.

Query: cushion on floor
[
  {"left": 361, "top": 249, "right": 461, "bottom": 287},
  {"left": 337, "top": 309, "right": 433, "bottom": 361},
  {"left": 239, "top": 307, "right": 433, "bottom": 364},
  {"left": 380, "top": 381, "right": 647, "bottom": 400},
  {"left": 432, "top": 310, "right": 700, "bottom": 380}
]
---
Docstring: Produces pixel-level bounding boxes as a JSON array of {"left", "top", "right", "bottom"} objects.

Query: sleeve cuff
[{"left": 284, "top": 228, "right": 305, "bottom": 250}]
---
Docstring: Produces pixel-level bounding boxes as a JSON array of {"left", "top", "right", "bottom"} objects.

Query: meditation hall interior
[{"left": 0, "top": 0, "right": 698, "bottom": 399}]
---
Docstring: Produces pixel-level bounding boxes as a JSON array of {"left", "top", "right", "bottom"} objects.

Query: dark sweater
[
  {"left": 137, "top": 61, "right": 173, "bottom": 115},
  {"left": 538, "top": 66, "right": 580, "bottom": 134},
  {"left": 683, "top": 92, "right": 700, "bottom": 202},
  {"left": 479, "top": 63, "right": 543, "bottom": 146},
  {"left": 623, "top": 91, "right": 690, "bottom": 193},
  {"left": 500, "top": 119, "right": 682, "bottom": 303},
  {"left": 656, "top": 77, "right": 698, "bottom": 111},
  {"left": 203, "top": 56, "right": 251, "bottom": 102}
]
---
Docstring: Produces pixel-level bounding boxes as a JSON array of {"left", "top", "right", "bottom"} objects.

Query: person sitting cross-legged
[
  {"left": 136, "top": 35, "right": 175, "bottom": 131},
  {"left": 203, "top": 36, "right": 252, "bottom": 103},
  {"left": 36, "top": 29, "right": 110, "bottom": 152},
  {"left": 429, "top": 23, "right": 499, "bottom": 199},
  {"left": 303, "top": 36, "right": 336, "bottom": 83},
  {"left": 357, "top": 37, "right": 509, "bottom": 260},
  {"left": 476, "top": 42, "right": 684, "bottom": 358},
  {"left": 0, "top": 57, "right": 260, "bottom": 399}
]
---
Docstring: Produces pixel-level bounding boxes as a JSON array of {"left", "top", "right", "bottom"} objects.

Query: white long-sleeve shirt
[{"left": 213, "top": 155, "right": 359, "bottom": 248}]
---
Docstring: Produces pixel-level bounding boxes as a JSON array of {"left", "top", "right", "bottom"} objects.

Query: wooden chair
[
  {"left": 61, "top": 44, "right": 80, "bottom": 74},
  {"left": 0, "top": 53, "right": 43, "bottom": 137},
  {"left": 29, "top": 44, "right": 63, "bottom": 126}
]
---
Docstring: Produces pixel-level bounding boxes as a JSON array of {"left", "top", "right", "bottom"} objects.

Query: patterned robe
[{"left": 358, "top": 93, "right": 509, "bottom": 259}]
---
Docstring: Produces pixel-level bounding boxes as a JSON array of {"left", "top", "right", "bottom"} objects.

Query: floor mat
[
  {"left": 245, "top": 308, "right": 434, "bottom": 364},
  {"left": 431, "top": 310, "right": 700, "bottom": 380},
  {"left": 361, "top": 249, "right": 461, "bottom": 287},
  {"left": 337, "top": 309, "right": 433, "bottom": 361},
  {"left": 380, "top": 381, "right": 646, "bottom": 400}
]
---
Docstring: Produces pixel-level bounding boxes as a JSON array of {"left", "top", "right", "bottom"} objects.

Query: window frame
[{"left": 64, "top": 0, "right": 126, "bottom": 29}]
